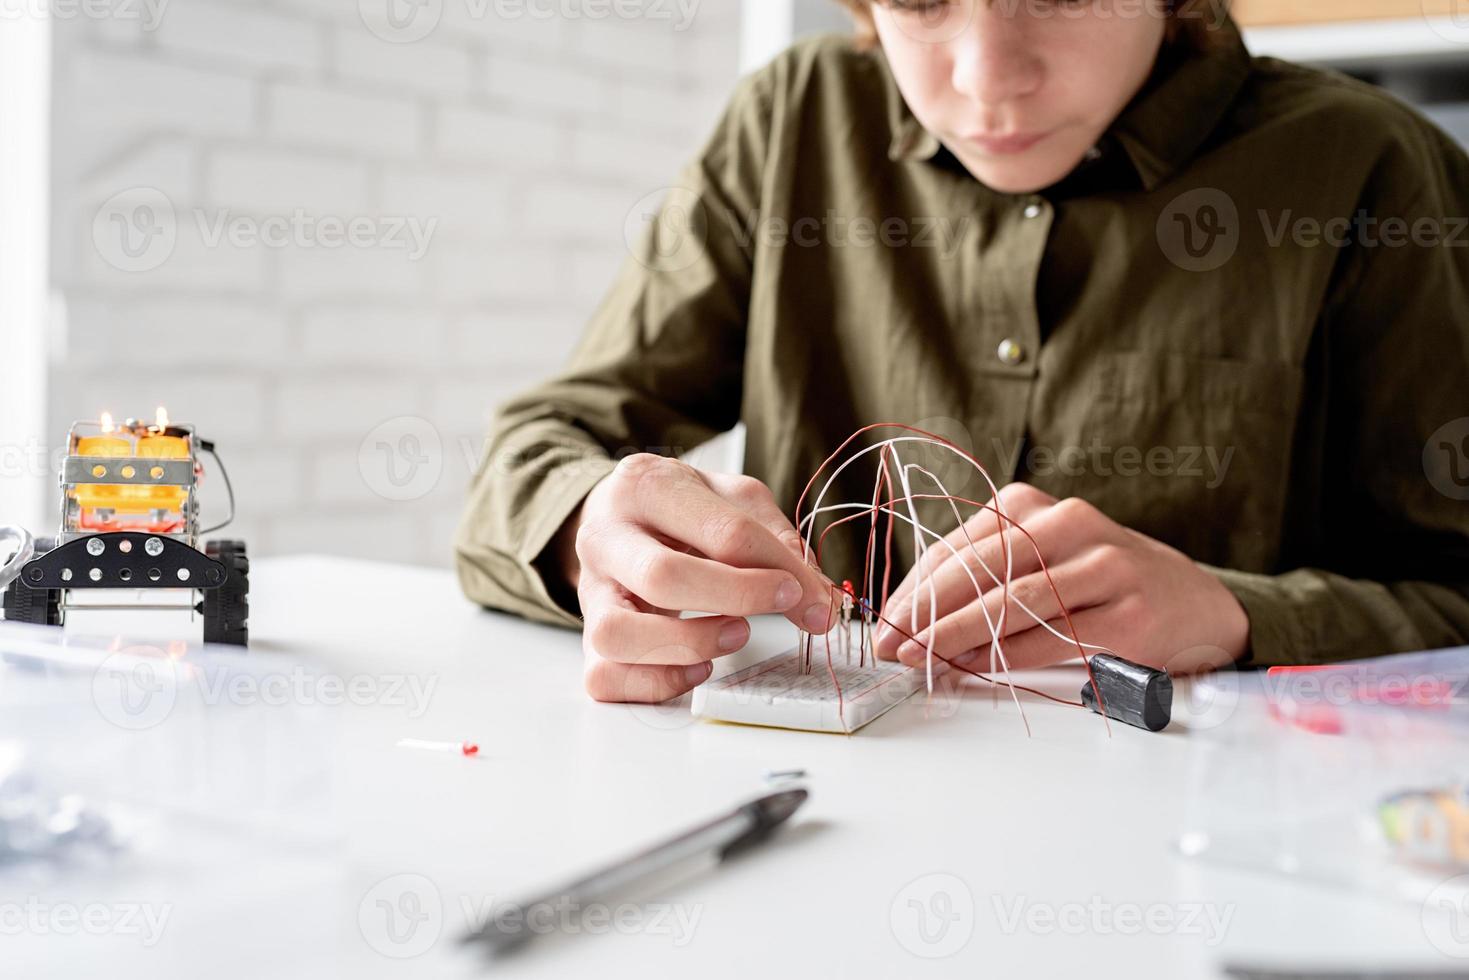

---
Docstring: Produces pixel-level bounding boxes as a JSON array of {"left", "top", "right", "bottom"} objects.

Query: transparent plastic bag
[{"left": 1178, "top": 648, "right": 1469, "bottom": 908}]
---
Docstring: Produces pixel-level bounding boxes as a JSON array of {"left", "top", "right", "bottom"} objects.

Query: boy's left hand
[{"left": 871, "top": 483, "right": 1249, "bottom": 675}]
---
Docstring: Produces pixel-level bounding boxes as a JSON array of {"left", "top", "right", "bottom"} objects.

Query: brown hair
[{"left": 832, "top": 0, "right": 1231, "bottom": 52}]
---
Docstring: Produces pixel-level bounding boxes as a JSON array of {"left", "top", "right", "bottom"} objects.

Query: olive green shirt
[{"left": 454, "top": 20, "right": 1469, "bottom": 669}]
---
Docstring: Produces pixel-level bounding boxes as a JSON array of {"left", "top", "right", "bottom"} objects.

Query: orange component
[
  {"left": 137, "top": 435, "right": 190, "bottom": 458},
  {"left": 79, "top": 513, "right": 184, "bottom": 533},
  {"left": 75, "top": 435, "right": 134, "bottom": 511},
  {"left": 125, "top": 435, "right": 191, "bottom": 511},
  {"left": 77, "top": 435, "right": 133, "bottom": 456},
  {"left": 73, "top": 431, "right": 190, "bottom": 516}
]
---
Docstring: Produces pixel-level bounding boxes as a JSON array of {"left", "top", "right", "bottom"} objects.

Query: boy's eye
[
  {"left": 882, "top": 0, "right": 959, "bottom": 28},
  {"left": 882, "top": 0, "right": 1091, "bottom": 19},
  {"left": 885, "top": 0, "right": 952, "bottom": 11}
]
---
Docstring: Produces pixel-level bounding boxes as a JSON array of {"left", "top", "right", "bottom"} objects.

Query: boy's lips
[{"left": 963, "top": 130, "right": 1050, "bottom": 155}]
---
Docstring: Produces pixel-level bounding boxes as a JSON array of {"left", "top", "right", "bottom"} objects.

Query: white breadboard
[{"left": 691, "top": 644, "right": 926, "bottom": 734}]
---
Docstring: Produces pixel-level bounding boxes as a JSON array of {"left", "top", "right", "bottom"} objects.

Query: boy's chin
[{"left": 951, "top": 148, "right": 1088, "bottom": 196}]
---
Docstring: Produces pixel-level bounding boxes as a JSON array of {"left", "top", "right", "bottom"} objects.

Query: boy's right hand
[{"left": 564, "top": 454, "right": 836, "bottom": 703}]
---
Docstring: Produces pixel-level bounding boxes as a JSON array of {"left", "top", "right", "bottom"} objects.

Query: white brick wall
[
  {"left": 206, "top": 147, "right": 373, "bottom": 214},
  {"left": 266, "top": 82, "right": 425, "bottom": 156},
  {"left": 48, "top": 0, "right": 743, "bottom": 567},
  {"left": 434, "top": 105, "right": 563, "bottom": 166},
  {"left": 151, "top": 0, "right": 324, "bottom": 72},
  {"left": 332, "top": 29, "right": 476, "bottom": 96}
]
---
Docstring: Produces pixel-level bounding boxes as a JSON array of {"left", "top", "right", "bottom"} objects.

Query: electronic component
[
  {"left": 1379, "top": 786, "right": 1469, "bottom": 869},
  {"left": 1080, "top": 653, "right": 1173, "bottom": 732},
  {"left": 396, "top": 738, "right": 481, "bottom": 757},
  {"left": 692, "top": 641, "right": 925, "bottom": 734},
  {"left": 790, "top": 423, "right": 1123, "bottom": 737}
]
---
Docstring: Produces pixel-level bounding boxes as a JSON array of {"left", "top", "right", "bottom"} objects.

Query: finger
[
  {"left": 627, "top": 463, "right": 835, "bottom": 632},
  {"left": 880, "top": 483, "right": 1051, "bottom": 608},
  {"left": 878, "top": 495, "right": 1122, "bottom": 657},
  {"left": 581, "top": 579, "right": 750, "bottom": 666},
  {"left": 702, "top": 473, "right": 843, "bottom": 633},
  {"left": 879, "top": 482, "right": 1054, "bottom": 621},
  {"left": 893, "top": 558, "right": 1113, "bottom": 668},
  {"left": 703, "top": 473, "right": 809, "bottom": 562},
  {"left": 875, "top": 491, "right": 1058, "bottom": 658},
  {"left": 583, "top": 655, "right": 713, "bottom": 703},
  {"left": 959, "top": 605, "right": 1116, "bottom": 672},
  {"left": 583, "top": 522, "right": 806, "bottom": 617},
  {"left": 880, "top": 526, "right": 1041, "bottom": 651}
]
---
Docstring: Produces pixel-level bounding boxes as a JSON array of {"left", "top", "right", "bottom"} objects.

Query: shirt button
[
  {"left": 997, "top": 338, "right": 1027, "bottom": 366},
  {"left": 1022, "top": 202, "right": 1043, "bottom": 219}
]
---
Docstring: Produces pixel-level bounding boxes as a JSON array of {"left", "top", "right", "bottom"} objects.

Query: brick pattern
[{"left": 50, "top": 0, "right": 741, "bottom": 566}]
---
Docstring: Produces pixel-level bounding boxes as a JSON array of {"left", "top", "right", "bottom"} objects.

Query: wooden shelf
[
  {"left": 1241, "top": 15, "right": 1469, "bottom": 68},
  {"left": 1232, "top": 0, "right": 1461, "bottom": 26}
]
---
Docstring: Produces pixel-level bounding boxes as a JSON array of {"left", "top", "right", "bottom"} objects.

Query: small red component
[
  {"left": 841, "top": 579, "right": 856, "bottom": 597},
  {"left": 461, "top": 742, "right": 479, "bottom": 757}
]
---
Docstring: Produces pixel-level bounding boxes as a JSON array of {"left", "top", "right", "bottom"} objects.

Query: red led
[{"left": 461, "top": 742, "right": 479, "bottom": 757}]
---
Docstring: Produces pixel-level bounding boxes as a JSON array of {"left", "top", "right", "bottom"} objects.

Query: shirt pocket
[{"left": 1086, "top": 350, "right": 1305, "bottom": 570}]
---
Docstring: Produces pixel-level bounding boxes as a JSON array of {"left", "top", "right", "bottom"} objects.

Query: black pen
[{"left": 460, "top": 788, "right": 808, "bottom": 956}]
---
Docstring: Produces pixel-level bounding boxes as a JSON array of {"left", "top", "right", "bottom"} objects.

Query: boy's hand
[
  {"left": 568, "top": 455, "right": 835, "bottom": 703},
  {"left": 872, "top": 483, "right": 1249, "bottom": 675}
]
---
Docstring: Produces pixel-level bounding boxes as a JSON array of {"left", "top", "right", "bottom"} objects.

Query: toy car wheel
[
  {"left": 203, "top": 540, "right": 249, "bottom": 647},
  {"left": 3, "top": 537, "right": 61, "bottom": 627},
  {"left": 2, "top": 581, "right": 62, "bottom": 626}
]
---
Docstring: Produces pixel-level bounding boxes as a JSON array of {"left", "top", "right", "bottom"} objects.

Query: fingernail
[
  {"left": 718, "top": 620, "right": 749, "bottom": 652},
  {"left": 803, "top": 603, "right": 832, "bottom": 633},
  {"left": 875, "top": 624, "right": 892, "bottom": 649},
  {"left": 896, "top": 640, "right": 921, "bottom": 663},
  {"left": 773, "top": 578, "right": 802, "bottom": 611},
  {"left": 684, "top": 662, "right": 713, "bottom": 685}
]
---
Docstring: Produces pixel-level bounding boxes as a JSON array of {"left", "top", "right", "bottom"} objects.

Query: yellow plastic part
[
  {"left": 73, "top": 433, "right": 191, "bottom": 514},
  {"left": 137, "top": 435, "right": 190, "bottom": 458}
]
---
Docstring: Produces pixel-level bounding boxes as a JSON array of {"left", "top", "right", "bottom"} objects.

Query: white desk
[{"left": 5, "top": 557, "right": 1452, "bottom": 978}]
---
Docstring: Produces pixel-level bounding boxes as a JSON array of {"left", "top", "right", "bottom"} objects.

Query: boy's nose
[{"left": 949, "top": 8, "right": 1044, "bottom": 107}]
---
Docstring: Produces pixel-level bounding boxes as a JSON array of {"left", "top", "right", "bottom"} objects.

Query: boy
[{"left": 456, "top": 0, "right": 1469, "bottom": 703}]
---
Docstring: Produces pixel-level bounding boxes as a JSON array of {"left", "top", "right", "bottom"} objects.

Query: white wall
[
  {"left": 46, "top": 0, "right": 741, "bottom": 566},
  {"left": 741, "top": 0, "right": 848, "bottom": 70},
  {"left": 0, "top": 10, "right": 51, "bottom": 535},
  {"left": 792, "top": 0, "right": 851, "bottom": 37}
]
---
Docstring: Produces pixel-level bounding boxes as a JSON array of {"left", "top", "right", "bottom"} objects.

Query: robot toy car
[{"left": 0, "top": 412, "right": 249, "bottom": 646}]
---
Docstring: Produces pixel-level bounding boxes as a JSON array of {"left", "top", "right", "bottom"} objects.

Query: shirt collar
[
  {"left": 1110, "top": 18, "right": 1253, "bottom": 190},
  {"left": 883, "top": 62, "right": 942, "bottom": 162},
  {"left": 881, "top": 19, "right": 1253, "bottom": 191}
]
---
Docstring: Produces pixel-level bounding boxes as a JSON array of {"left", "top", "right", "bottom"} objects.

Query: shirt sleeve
[
  {"left": 1207, "top": 117, "right": 1469, "bottom": 668},
  {"left": 452, "top": 72, "right": 773, "bottom": 628}
]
